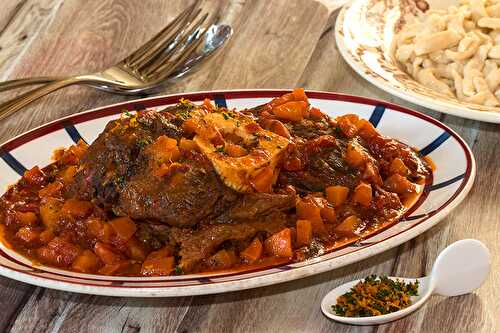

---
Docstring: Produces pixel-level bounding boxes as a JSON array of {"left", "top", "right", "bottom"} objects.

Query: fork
[{"left": 0, "top": 1, "right": 221, "bottom": 121}]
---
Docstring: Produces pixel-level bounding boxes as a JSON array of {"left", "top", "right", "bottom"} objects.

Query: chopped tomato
[{"left": 296, "top": 220, "right": 312, "bottom": 247}]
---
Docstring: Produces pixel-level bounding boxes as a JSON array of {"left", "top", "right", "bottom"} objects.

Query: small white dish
[
  {"left": 335, "top": 0, "right": 500, "bottom": 123},
  {"left": 321, "top": 239, "right": 491, "bottom": 325}
]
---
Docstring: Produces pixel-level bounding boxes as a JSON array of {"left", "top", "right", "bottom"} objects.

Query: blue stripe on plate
[
  {"left": 429, "top": 173, "right": 465, "bottom": 191},
  {"left": 0, "top": 149, "right": 27, "bottom": 176},
  {"left": 419, "top": 131, "right": 451, "bottom": 156},
  {"left": 402, "top": 213, "right": 427, "bottom": 221},
  {"left": 368, "top": 105, "right": 386, "bottom": 127},
  {"left": 276, "top": 265, "right": 293, "bottom": 270},
  {"left": 214, "top": 94, "right": 227, "bottom": 108},
  {"left": 198, "top": 277, "right": 212, "bottom": 283},
  {"left": 64, "top": 123, "right": 88, "bottom": 144}
]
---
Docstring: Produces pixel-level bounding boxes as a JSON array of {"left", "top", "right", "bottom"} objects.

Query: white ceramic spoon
[{"left": 321, "top": 239, "right": 491, "bottom": 325}]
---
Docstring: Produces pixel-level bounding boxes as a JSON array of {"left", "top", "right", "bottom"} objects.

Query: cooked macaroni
[{"left": 394, "top": 0, "right": 500, "bottom": 109}]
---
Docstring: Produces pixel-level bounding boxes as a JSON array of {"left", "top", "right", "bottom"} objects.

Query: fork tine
[
  {"left": 136, "top": 12, "right": 209, "bottom": 76},
  {"left": 124, "top": 0, "right": 201, "bottom": 68},
  {"left": 143, "top": 24, "right": 211, "bottom": 80}
]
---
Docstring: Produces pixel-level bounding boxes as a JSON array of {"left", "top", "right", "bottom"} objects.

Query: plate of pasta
[{"left": 335, "top": 0, "right": 500, "bottom": 123}]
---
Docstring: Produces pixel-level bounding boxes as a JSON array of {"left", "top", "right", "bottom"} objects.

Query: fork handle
[
  {"left": 0, "top": 76, "right": 87, "bottom": 121},
  {"left": 0, "top": 76, "right": 63, "bottom": 92}
]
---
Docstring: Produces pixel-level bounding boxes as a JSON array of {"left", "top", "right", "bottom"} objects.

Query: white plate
[
  {"left": 335, "top": 0, "right": 500, "bottom": 123},
  {"left": 0, "top": 90, "right": 475, "bottom": 297}
]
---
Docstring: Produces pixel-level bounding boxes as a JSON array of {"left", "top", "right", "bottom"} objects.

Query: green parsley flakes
[{"left": 332, "top": 275, "right": 419, "bottom": 317}]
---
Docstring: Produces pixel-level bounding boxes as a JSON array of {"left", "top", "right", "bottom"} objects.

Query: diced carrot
[
  {"left": 154, "top": 163, "right": 171, "bottom": 178},
  {"left": 296, "top": 199, "right": 322, "bottom": 223},
  {"left": 39, "top": 229, "right": 54, "bottom": 244},
  {"left": 356, "top": 119, "right": 378, "bottom": 140},
  {"left": 291, "top": 88, "right": 309, "bottom": 103},
  {"left": 240, "top": 238, "right": 263, "bottom": 263},
  {"left": 38, "top": 181, "right": 64, "bottom": 198},
  {"left": 179, "top": 138, "right": 198, "bottom": 151},
  {"left": 86, "top": 218, "right": 114, "bottom": 243},
  {"left": 58, "top": 166, "right": 77, "bottom": 184},
  {"left": 71, "top": 250, "right": 101, "bottom": 273},
  {"left": 353, "top": 182, "right": 372, "bottom": 207},
  {"left": 15, "top": 211, "right": 38, "bottom": 226},
  {"left": 250, "top": 167, "right": 275, "bottom": 193},
  {"left": 148, "top": 135, "right": 181, "bottom": 163},
  {"left": 345, "top": 143, "right": 366, "bottom": 167},
  {"left": 269, "top": 92, "right": 295, "bottom": 108},
  {"left": 296, "top": 219, "right": 313, "bottom": 247},
  {"left": 126, "top": 237, "right": 147, "bottom": 261},
  {"left": 141, "top": 249, "right": 175, "bottom": 276},
  {"left": 265, "top": 228, "right": 293, "bottom": 258},
  {"left": 389, "top": 158, "right": 410, "bottom": 176},
  {"left": 39, "top": 198, "right": 62, "bottom": 229},
  {"left": 15, "top": 227, "right": 40, "bottom": 244},
  {"left": 182, "top": 118, "right": 199, "bottom": 133},
  {"left": 325, "top": 185, "right": 350, "bottom": 207},
  {"left": 202, "top": 98, "right": 215, "bottom": 111},
  {"left": 207, "top": 249, "right": 239, "bottom": 269},
  {"left": 320, "top": 206, "right": 336, "bottom": 224},
  {"left": 384, "top": 174, "right": 417, "bottom": 194},
  {"left": 23, "top": 166, "right": 46, "bottom": 185},
  {"left": 336, "top": 114, "right": 360, "bottom": 138},
  {"left": 225, "top": 142, "right": 248, "bottom": 157},
  {"left": 335, "top": 215, "right": 360, "bottom": 236},
  {"left": 272, "top": 101, "right": 308, "bottom": 122},
  {"left": 94, "top": 242, "right": 123, "bottom": 265},
  {"left": 109, "top": 216, "right": 137, "bottom": 242},
  {"left": 310, "top": 107, "right": 325, "bottom": 119},
  {"left": 61, "top": 198, "right": 93, "bottom": 218}
]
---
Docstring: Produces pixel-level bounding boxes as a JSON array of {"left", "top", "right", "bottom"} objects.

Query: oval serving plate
[
  {"left": 0, "top": 90, "right": 475, "bottom": 297},
  {"left": 335, "top": 0, "right": 500, "bottom": 123}
]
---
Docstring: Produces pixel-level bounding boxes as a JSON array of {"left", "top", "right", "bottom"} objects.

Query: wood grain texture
[{"left": 0, "top": 1, "right": 498, "bottom": 332}]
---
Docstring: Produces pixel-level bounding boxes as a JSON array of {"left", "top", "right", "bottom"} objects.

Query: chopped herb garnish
[
  {"left": 174, "top": 266, "right": 184, "bottom": 275},
  {"left": 216, "top": 145, "right": 225, "bottom": 153},
  {"left": 115, "top": 176, "right": 125, "bottom": 186},
  {"left": 332, "top": 275, "right": 419, "bottom": 317},
  {"left": 137, "top": 137, "right": 153, "bottom": 148},
  {"left": 236, "top": 120, "right": 241, "bottom": 127},
  {"left": 177, "top": 109, "right": 192, "bottom": 120}
]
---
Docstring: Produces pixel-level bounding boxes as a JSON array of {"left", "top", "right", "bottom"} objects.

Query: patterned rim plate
[
  {"left": 335, "top": 0, "right": 500, "bottom": 124},
  {"left": 0, "top": 90, "right": 475, "bottom": 297}
]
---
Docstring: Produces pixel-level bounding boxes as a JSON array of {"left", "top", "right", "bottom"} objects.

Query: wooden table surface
[{"left": 0, "top": 1, "right": 498, "bottom": 332}]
